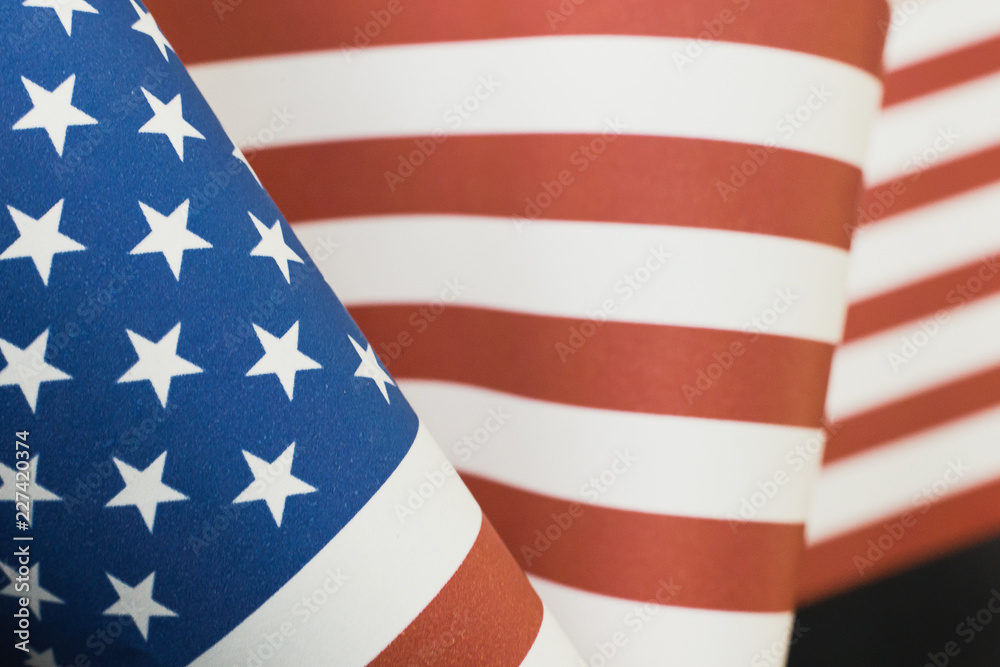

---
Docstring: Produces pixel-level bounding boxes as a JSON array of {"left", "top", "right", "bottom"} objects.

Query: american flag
[
  {"left": 9, "top": 0, "right": 1000, "bottom": 664},
  {"left": 0, "top": 1, "right": 581, "bottom": 665},
  {"left": 803, "top": 0, "right": 1000, "bottom": 600},
  {"left": 143, "top": 0, "right": 892, "bottom": 664},
  {"left": 792, "top": 0, "right": 1000, "bottom": 662}
]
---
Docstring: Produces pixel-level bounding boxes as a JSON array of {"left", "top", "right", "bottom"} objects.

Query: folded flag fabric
[
  {"left": 801, "top": 0, "right": 1000, "bottom": 603},
  {"left": 143, "top": 0, "right": 889, "bottom": 664},
  {"left": 790, "top": 0, "right": 1000, "bottom": 662},
  {"left": 0, "top": 1, "right": 582, "bottom": 665}
]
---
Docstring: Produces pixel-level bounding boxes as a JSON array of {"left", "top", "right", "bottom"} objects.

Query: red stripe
[
  {"left": 464, "top": 473, "right": 803, "bottom": 612},
  {"left": 843, "top": 255, "right": 1000, "bottom": 342},
  {"left": 798, "top": 478, "right": 1000, "bottom": 605},
  {"left": 144, "top": 0, "right": 886, "bottom": 75},
  {"left": 824, "top": 364, "right": 1000, "bottom": 465},
  {"left": 857, "top": 145, "right": 1000, "bottom": 226},
  {"left": 883, "top": 35, "right": 1000, "bottom": 107},
  {"left": 368, "top": 515, "right": 543, "bottom": 666},
  {"left": 273, "top": 136, "right": 859, "bottom": 249},
  {"left": 350, "top": 304, "right": 833, "bottom": 427}
]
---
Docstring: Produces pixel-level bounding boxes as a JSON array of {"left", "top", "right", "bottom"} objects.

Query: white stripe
[
  {"left": 883, "top": 0, "right": 1000, "bottom": 71},
  {"left": 189, "top": 36, "right": 881, "bottom": 168},
  {"left": 295, "top": 215, "right": 850, "bottom": 344},
  {"left": 528, "top": 575, "right": 795, "bottom": 667},
  {"left": 519, "top": 605, "right": 584, "bottom": 667},
  {"left": 401, "top": 380, "right": 824, "bottom": 524},
  {"left": 864, "top": 69, "right": 1000, "bottom": 185},
  {"left": 807, "top": 404, "right": 1000, "bottom": 543},
  {"left": 826, "top": 291, "right": 1000, "bottom": 421},
  {"left": 847, "top": 181, "right": 1000, "bottom": 301},
  {"left": 190, "top": 423, "right": 482, "bottom": 667}
]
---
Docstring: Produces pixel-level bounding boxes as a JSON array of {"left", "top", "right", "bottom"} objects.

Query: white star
[
  {"left": 24, "top": 647, "right": 61, "bottom": 667},
  {"left": 0, "top": 561, "right": 63, "bottom": 620},
  {"left": 349, "top": 335, "right": 395, "bottom": 403},
  {"left": 0, "top": 330, "right": 71, "bottom": 412},
  {"left": 0, "top": 456, "right": 60, "bottom": 504},
  {"left": 23, "top": 0, "right": 97, "bottom": 36},
  {"left": 106, "top": 452, "right": 187, "bottom": 533},
  {"left": 103, "top": 571, "right": 176, "bottom": 640},
  {"left": 130, "top": 0, "right": 173, "bottom": 60},
  {"left": 118, "top": 323, "right": 202, "bottom": 408},
  {"left": 138, "top": 88, "right": 204, "bottom": 160},
  {"left": 13, "top": 75, "right": 97, "bottom": 156},
  {"left": 233, "top": 146, "right": 262, "bottom": 185},
  {"left": 2, "top": 200, "right": 85, "bottom": 285},
  {"left": 233, "top": 443, "right": 316, "bottom": 527},
  {"left": 248, "top": 213, "right": 303, "bottom": 283},
  {"left": 130, "top": 200, "right": 210, "bottom": 280},
  {"left": 246, "top": 322, "right": 320, "bottom": 400}
]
